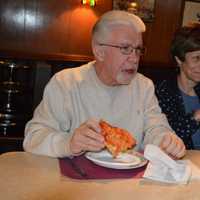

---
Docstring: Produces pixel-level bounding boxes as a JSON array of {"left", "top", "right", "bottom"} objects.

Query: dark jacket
[{"left": 155, "top": 77, "right": 200, "bottom": 149}]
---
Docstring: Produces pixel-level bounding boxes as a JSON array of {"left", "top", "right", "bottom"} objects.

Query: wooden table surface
[{"left": 0, "top": 151, "right": 200, "bottom": 200}]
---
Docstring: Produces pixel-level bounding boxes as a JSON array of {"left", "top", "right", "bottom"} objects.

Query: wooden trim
[
  {"left": 185, "top": 0, "right": 200, "bottom": 2},
  {"left": 0, "top": 50, "right": 94, "bottom": 62}
]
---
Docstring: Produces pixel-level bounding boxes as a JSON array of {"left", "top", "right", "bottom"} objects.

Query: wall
[
  {"left": 0, "top": 0, "right": 184, "bottom": 66},
  {"left": 0, "top": 0, "right": 112, "bottom": 61},
  {"left": 142, "top": 0, "right": 184, "bottom": 67}
]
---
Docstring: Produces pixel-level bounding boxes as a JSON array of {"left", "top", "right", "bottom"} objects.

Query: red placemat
[{"left": 59, "top": 154, "right": 147, "bottom": 180}]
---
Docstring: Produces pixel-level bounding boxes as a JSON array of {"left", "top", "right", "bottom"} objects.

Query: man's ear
[
  {"left": 92, "top": 41, "right": 105, "bottom": 61},
  {"left": 175, "top": 56, "right": 182, "bottom": 66}
]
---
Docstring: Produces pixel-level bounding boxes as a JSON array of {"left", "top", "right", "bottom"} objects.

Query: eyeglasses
[{"left": 98, "top": 43, "right": 146, "bottom": 56}]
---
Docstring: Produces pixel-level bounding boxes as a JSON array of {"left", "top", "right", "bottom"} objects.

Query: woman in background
[{"left": 156, "top": 23, "right": 200, "bottom": 149}]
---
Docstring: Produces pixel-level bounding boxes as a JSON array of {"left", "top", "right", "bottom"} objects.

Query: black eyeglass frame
[{"left": 98, "top": 43, "right": 146, "bottom": 56}]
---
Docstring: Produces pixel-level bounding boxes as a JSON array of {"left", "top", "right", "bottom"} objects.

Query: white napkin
[{"left": 143, "top": 144, "right": 200, "bottom": 184}]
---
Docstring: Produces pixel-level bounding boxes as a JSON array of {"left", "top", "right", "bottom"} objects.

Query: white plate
[{"left": 85, "top": 150, "right": 147, "bottom": 169}]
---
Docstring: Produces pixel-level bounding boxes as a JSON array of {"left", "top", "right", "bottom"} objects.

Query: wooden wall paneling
[
  {"left": 0, "top": 0, "right": 26, "bottom": 50},
  {"left": 27, "top": 0, "right": 72, "bottom": 53},
  {"left": 24, "top": 0, "right": 41, "bottom": 52},
  {"left": 0, "top": 0, "right": 113, "bottom": 61},
  {"left": 142, "top": 0, "right": 184, "bottom": 67}
]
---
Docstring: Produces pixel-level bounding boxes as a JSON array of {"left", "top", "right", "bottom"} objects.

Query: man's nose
[{"left": 127, "top": 50, "right": 140, "bottom": 62}]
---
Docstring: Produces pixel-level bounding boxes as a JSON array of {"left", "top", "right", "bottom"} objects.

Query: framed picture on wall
[
  {"left": 182, "top": 0, "right": 200, "bottom": 26},
  {"left": 113, "top": 0, "right": 156, "bottom": 22}
]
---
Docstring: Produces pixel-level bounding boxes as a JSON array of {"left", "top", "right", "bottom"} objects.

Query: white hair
[{"left": 92, "top": 10, "right": 146, "bottom": 43}]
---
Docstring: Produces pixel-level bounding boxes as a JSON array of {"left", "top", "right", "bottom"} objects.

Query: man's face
[
  {"left": 180, "top": 50, "right": 200, "bottom": 83},
  {"left": 96, "top": 26, "right": 143, "bottom": 86}
]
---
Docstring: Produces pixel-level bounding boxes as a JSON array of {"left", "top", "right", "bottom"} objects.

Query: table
[{"left": 0, "top": 151, "right": 200, "bottom": 200}]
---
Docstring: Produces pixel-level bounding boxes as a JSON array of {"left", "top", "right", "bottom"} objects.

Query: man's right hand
[{"left": 70, "top": 119, "right": 105, "bottom": 155}]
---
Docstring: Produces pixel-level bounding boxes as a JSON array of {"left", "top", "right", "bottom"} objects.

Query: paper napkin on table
[{"left": 143, "top": 144, "right": 200, "bottom": 184}]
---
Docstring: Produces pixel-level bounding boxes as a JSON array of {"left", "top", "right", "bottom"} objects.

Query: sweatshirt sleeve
[
  {"left": 23, "top": 74, "right": 74, "bottom": 158},
  {"left": 142, "top": 79, "right": 175, "bottom": 146}
]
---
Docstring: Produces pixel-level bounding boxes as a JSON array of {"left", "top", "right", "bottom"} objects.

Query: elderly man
[{"left": 23, "top": 10, "right": 185, "bottom": 158}]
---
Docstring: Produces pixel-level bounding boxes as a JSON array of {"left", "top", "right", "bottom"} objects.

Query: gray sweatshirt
[{"left": 23, "top": 61, "right": 173, "bottom": 157}]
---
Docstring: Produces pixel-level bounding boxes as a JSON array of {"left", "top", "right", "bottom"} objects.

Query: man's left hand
[{"left": 159, "top": 132, "right": 186, "bottom": 159}]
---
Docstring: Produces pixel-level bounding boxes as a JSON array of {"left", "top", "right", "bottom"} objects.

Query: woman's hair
[
  {"left": 171, "top": 23, "right": 200, "bottom": 62},
  {"left": 92, "top": 10, "right": 146, "bottom": 43}
]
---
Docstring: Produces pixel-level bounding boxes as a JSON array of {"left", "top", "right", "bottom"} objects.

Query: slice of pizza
[{"left": 99, "top": 120, "right": 136, "bottom": 157}]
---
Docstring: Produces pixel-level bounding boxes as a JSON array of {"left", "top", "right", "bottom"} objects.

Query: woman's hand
[
  {"left": 159, "top": 132, "right": 186, "bottom": 159},
  {"left": 70, "top": 119, "right": 105, "bottom": 155}
]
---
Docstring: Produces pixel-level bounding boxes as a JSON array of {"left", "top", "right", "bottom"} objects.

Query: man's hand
[
  {"left": 159, "top": 132, "right": 186, "bottom": 159},
  {"left": 70, "top": 119, "right": 105, "bottom": 155},
  {"left": 193, "top": 109, "right": 200, "bottom": 122}
]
